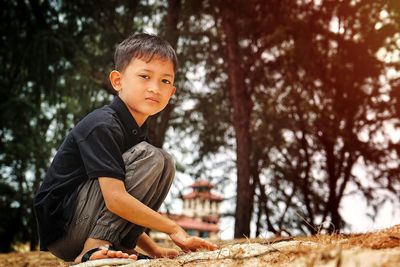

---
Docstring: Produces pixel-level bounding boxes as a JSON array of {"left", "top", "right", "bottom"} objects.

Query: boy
[{"left": 34, "top": 33, "right": 218, "bottom": 264}]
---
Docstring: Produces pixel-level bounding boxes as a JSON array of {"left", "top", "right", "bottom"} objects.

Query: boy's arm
[
  {"left": 98, "top": 177, "right": 218, "bottom": 252},
  {"left": 137, "top": 233, "right": 158, "bottom": 255},
  {"left": 99, "top": 177, "right": 178, "bottom": 234},
  {"left": 137, "top": 232, "right": 179, "bottom": 258}
]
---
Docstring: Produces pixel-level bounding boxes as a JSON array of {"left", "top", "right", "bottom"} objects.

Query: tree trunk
[
  {"left": 29, "top": 203, "right": 39, "bottom": 250},
  {"left": 253, "top": 166, "right": 278, "bottom": 235},
  {"left": 321, "top": 137, "right": 342, "bottom": 232},
  {"left": 30, "top": 164, "right": 43, "bottom": 251},
  {"left": 219, "top": 2, "right": 254, "bottom": 238}
]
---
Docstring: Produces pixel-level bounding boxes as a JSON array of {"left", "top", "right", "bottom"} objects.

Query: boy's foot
[
  {"left": 81, "top": 246, "right": 137, "bottom": 262},
  {"left": 74, "top": 239, "right": 137, "bottom": 263}
]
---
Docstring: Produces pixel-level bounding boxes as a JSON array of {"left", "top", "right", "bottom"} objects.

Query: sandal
[
  {"left": 137, "top": 253, "right": 152, "bottom": 260},
  {"left": 81, "top": 245, "right": 118, "bottom": 262}
]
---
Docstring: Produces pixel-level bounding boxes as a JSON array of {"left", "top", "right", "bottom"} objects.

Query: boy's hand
[
  {"left": 152, "top": 246, "right": 180, "bottom": 258},
  {"left": 135, "top": 232, "right": 179, "bottom": 259},
  {"left": 169, "top": 227, "right": 219, "bottom": 252}
]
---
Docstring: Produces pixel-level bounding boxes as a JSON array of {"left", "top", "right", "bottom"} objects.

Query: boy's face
[{"left": 110, "top": 57, "right": 176, "bottom": 126}]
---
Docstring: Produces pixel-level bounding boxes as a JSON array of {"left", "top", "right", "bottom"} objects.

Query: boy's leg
[
  {"left": 47, "top": 178, "right": 106, "bottom": 261},
  {"left": 47, "top": 141, "right": 175, "bottom": 261},
  {"left": 118, "top": 143, "right": 175, "bottom": 248}
]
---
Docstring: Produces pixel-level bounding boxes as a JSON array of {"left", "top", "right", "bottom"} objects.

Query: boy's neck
[
  {"left": 117, "top": 96, "right": 148, "bottom": 127},
  {"left": 111, "top": 96, "right": 147, "bottom": 128},
  {"left": 132, "top": 115, "right": 147, "bottom": 127}
]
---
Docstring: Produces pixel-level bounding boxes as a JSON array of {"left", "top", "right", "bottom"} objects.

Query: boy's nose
[{"left": 147, "top": 81, "right": 161, "bottom": 94}]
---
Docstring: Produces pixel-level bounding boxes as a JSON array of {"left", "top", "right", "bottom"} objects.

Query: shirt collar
[{"left": 109, "top": 96, "right": 148, "bottom": 145}]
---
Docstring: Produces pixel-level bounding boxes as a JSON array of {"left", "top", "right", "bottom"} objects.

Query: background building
[{"left": 150, "top": 179, "right": 224, "bottom": 242}]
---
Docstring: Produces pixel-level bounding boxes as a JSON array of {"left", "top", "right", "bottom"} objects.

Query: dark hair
[{"left": 114, "top": 33, "right": 178, "bottom": 73}]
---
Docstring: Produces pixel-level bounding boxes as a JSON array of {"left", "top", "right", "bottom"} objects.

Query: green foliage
[
  {"left": 0, "top": 0, "right": 165, "bottom": 251},
  {"left": 1, "top": 0, "right": 399, "bottom": 249},
  {"left": 172, "top": 0, "right": 400, "bottom": 235},
  {"left": 0, "top": 181, "right": 20, "bottom": 252},
  {"left": 251, "top": 0, "right": 400, "bottom": 234}
]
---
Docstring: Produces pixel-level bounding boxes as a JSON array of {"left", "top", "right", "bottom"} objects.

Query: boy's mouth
[{"left": 145, "top": 97, "right": 160, "bottom": 103}]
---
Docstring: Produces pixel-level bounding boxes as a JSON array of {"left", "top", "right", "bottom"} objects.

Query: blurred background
[{"left": 1, "top": 0, "right": 399, "bottom": 253}]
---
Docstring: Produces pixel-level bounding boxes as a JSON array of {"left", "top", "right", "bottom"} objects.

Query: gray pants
[{"left": 48, "top": 142, "right": 175, "bottom": 261}]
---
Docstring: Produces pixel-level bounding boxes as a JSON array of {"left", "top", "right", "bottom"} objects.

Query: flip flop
[
  {"left": 137, "top": 253, "right": 152, "bottom": 260},
  {"left": 81, "top": 245, "right": 118, "bottom": 262}
]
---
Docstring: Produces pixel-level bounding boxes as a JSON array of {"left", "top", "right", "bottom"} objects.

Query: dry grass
[
  {"left": 0, "top": 251, "right": 67, "bottom": 267},
  {"left": 1, "top": 224, "right": 399, "bottom": 267}
]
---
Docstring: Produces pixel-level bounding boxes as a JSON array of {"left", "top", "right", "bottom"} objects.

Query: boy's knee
[
  {"left": 123, "top": 142, "right": 165, "bottom": 172},
  {"left": 161, "top": 150, "right": 176, "bottom": 174}
]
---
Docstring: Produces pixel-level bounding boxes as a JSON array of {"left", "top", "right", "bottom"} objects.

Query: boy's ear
[
  {"left": 109, "top": 70, "right": 122, "bottom": 92},
  {"left": 171, "top": 86, "right": 176, "bottom": 97}
]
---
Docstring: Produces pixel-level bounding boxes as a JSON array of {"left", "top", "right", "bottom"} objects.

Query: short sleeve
[{"left": 77, "top": 125, "right": 125, "bottom": 180}]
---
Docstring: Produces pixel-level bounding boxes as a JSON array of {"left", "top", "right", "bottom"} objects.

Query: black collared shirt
[{"left": 34, "top": 96, "right": 148, "bottom": 250}]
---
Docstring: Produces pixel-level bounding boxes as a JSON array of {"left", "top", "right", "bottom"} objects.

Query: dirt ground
[{"left": 1, "top": 224, "right": 399, "bottom": 267}]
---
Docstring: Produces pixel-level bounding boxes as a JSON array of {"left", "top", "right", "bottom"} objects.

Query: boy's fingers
[
  {"left": 195, "top": 237, "right": 218, "bottom": 250},
  {"left": 184, "top": 237, "right": 212, "bottom": 251},
  {"left": 205, "top": 241, "right": 218, "bottom": 250},
  {"left": 165, "top": 249, "right": 179, "bottom": 258},
  {"left": 175, "top": 235, "right": 218, "bottom": 252}
]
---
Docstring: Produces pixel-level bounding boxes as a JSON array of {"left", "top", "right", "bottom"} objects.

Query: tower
[
  {"left": 150, "top": 179, "right": 224, "bottom": 242},
  {"left": 179, "top": 180, "right": 224, "bottom": 238}
]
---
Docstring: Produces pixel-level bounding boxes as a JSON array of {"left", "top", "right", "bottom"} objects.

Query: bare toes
[
  {"left": 89, "top": 250, "right": 109, "bottom": 261},
  {"left": 84, "top": 247, "right": 137, "bottom": 262},
  {"left": 107, "top": 250, "right": 117, "bottom": 257}
]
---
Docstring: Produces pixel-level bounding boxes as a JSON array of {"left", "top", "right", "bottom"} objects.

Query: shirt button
[{"left": 132, "top": 130, "right": 138, "bottom": 135}]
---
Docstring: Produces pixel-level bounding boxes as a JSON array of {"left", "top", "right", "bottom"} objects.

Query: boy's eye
[
  {"left": 162, "top": 79, "right": 171, "bottom": 84},
  {"left": 139, "top": 75, "right": 150, "bottom": 79}
]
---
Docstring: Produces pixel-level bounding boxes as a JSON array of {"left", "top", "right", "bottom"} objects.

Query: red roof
[
  {"left": 182, "top": 191, "right": 224, "bottom": 201},
  {"left": 202, "top": 215, "right": 219, "bottom": 222},
  {"left": 176, "top": 216, "right": 219, "bottom": 232},
  {"left": 190, "top": 180, "right": 214, "bottom": 188}
]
